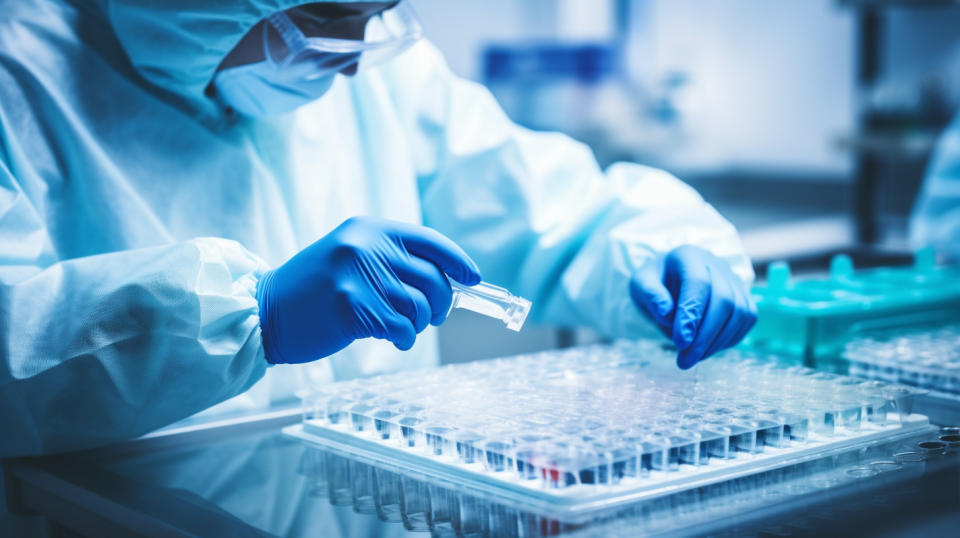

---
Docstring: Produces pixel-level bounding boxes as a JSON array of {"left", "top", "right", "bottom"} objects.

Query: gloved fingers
[
  {"left": 349, "top": 293, "right": 416, "bottom": 351},
  {"left": 376, "top": 306, "right": 418, "bottom": 351},
  {"left": 669, "top": 251, "right": 711, "bottom": 350},
  {"left": 717, "top": 271, "right": 758, "bottom": 350},
  {"left": 700, "top": 274, "right": 755, "bottom": 360},
  {"left": 723, "top": 282, "right": 759, "bottom": 351},
  {"left": 382, "top": 279, "right": 432, "bottom": 334},
  {"left": 629, "top": 259, "right": 675, "bottom": 332},
  {"left": 390, "top": 222, "right": 482, "bottom": 286},
  {"left": 391, "top": 255, "right": 454, "bottom": 326},
  {"left": 629, "top": 281, "right": 672, "bottom": 340},
  {"left": 386, "top": 317, "right": 417, "bottom": 351},
  {"left": 676, "top": 270, "right": 735, "bottom": 369},
  {"left": 404, "top": 284, "right": 432, "bottom": 333}
]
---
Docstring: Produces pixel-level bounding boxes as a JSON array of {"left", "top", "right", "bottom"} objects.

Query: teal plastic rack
[{"left": 743, "top": 248, "right": 960, "bottom": 369}]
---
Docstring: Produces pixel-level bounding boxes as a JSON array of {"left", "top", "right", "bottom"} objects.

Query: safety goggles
[{"left": 263, "top": 1, "right": 423, "bottom": 80}]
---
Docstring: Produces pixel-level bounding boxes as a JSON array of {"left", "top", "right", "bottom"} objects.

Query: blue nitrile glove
[
  {"left": 256, "top": 217, "right": 482, "bottom": 364},
  {"left": 629, "top": 245, "right": 757, "bottom": 369}
]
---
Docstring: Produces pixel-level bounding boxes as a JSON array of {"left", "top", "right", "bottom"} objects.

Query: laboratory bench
[{"left": 4, "top": 404, "right": 960, "bottom": 538}]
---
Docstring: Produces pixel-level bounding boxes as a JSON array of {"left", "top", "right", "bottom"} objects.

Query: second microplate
[
  {"left": 285, "top": 340, "right": 932, "bottom": 519},
  {"left": 845, "top": 323, "right": 960, "bottom": 399}
]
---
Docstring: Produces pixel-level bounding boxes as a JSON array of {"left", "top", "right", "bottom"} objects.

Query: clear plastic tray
[
  {"left": 285, "top": 341, "right": 930, "bottom": 517},
  {"left": 291, "top": 427, "right": 953, "bottom": 531},
  {"left": 844, "top": 323, "right": 960, "bottom": 401}
]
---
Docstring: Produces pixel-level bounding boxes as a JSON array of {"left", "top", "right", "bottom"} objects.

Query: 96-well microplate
[{"left": 285, "top": 340, "right": 930, "bottom": 517}]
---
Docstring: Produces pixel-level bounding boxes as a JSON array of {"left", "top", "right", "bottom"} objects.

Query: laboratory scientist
[
  {"left": 0, "top": 0, "right": 757, "bottom": 458},
  {"left": 912, "top": 111, "right": 960, "bottom": 261}
]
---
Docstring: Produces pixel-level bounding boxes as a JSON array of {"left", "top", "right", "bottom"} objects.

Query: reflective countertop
[{"left": 5, "top": 409, "right": 960, "bottom": 537}]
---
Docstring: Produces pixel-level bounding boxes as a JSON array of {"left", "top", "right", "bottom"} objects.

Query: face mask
[
  {"left": 212, "top": 1, "right": 422, "bottom": 118},
  {"left": 212, "top": 56, "right": 340, "bottom": 117}
]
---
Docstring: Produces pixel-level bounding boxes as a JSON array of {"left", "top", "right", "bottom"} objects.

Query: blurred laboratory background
[{"left": 424, "top": 0, "right": 960, "bottom": 364}]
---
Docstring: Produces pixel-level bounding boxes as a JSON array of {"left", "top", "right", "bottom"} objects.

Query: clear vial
[{"left": 448, "top": 280, "right": 532, "bottom": 331}]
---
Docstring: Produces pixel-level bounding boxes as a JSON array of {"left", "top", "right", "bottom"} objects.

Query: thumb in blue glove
[
  {"left": 629, "top": 245, "right": 757, "bottom": 369},
  {"left": 256, "top": 217, "right": 481, "bottom": 364}
]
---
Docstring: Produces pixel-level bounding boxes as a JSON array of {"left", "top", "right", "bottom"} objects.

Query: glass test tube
[{"left": 448, "top": 280, "right": 532, "bottom": 331}]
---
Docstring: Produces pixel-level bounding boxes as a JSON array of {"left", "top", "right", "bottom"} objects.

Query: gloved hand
[
  {"left": 629, "top": 245, "right": 757, "bottom": 369},
  {"left": 256, "top": 217, "right": 481, "bottom": 364}
]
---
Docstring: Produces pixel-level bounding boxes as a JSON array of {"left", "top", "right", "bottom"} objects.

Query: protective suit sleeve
[
  {"left": 388, "top": 42, "right": 753, "bottom": 338},
  {"left": 910, "top": 113, "right": 960, "bottom": 261},
  {"left": 0, "top": 162, "right": 269, "bottom": 457}
]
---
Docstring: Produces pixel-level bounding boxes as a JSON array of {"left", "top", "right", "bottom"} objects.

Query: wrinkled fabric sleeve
[
  {"left": 388, "top": 42, "right": 754, "bottom": 338},
  {"left": 910, "top": 114, "right": 960, "bottom": 261},
  {"left": 0, "top": 161, "right": 268, "bottom": 457}
]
